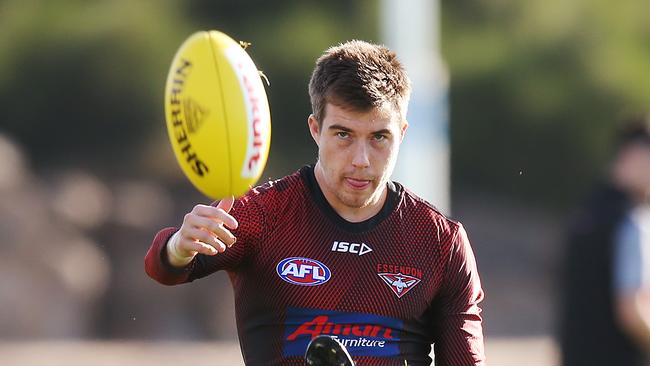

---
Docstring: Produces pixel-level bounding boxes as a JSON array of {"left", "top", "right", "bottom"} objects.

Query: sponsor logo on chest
[
  {"left": 283, "top": 308, "right": 402, "bottom": 358},
  {"left": 331, "top": 240, "right": 373, "bottom": 256}
]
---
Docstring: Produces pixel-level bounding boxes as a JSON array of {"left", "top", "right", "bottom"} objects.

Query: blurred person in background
[
  {"left": 560, "top": 116, "right": 650, "bottom": 366},
  {"left": 145, "top": 40, "right": 485, "bottom": 365}
]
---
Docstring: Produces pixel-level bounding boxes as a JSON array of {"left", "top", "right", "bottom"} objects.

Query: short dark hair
[
  {"left": 308, "top": 40, "right": 411, "bottom": 126},
  {"left": 616, "top": 114, "right": 650, "bottom": 149}
]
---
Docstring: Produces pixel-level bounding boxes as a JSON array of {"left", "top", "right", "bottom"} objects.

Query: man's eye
[
  {"left": 373, "top": 134, "right": 386, "bottom": 141},
  {"left": 336, "top": 131, "right": 349, "bottom": 138}
]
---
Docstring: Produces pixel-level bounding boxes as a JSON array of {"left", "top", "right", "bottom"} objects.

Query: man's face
[
  {"left": 615, "top": 143, "right": 650, "bottom": 198},
  {"left": 308, "top": 103, "right": 408, "bottom": 211}
]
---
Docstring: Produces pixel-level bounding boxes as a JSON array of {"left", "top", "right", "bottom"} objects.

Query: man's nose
[{"left": 351, "top": 142, "right": 370, "bottom": 168}]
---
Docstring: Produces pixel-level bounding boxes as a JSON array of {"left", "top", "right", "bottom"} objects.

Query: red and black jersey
[{"left": 145, "top": 166, "right": 485, "bottom": 365}]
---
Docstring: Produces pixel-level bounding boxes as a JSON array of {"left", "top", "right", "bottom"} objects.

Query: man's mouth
[{"left": 344, "top": 177, "right": 372, "bottom": 189}]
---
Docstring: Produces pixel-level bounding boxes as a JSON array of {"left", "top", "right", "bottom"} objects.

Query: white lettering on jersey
[
  {"left": 282, "top": 263, "right": 326, "bottom": 280},
  {"left": 331, "top": 241, "right": 373, "bottom": 256}
]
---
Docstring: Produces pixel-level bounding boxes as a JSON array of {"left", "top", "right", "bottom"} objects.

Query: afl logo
[{"left": 276, "top": 257, "right": 331, "bottom": 286}]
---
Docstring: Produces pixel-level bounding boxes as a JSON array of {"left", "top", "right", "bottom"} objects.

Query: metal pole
[{"left": 381, "top": 0, "right": 450, "bottom": 214}]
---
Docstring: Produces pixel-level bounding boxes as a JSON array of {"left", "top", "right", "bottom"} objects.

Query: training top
[{"left": 145, "top": 166, "right": 485, "bottom": 366}]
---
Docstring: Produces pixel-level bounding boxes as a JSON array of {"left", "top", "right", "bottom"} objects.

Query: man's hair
[
  {"left": 616, "top": 114, "right": 650, "bottom": 149},
  {"left": 308, "top": 40, "right": 411, "bottom": 126}
]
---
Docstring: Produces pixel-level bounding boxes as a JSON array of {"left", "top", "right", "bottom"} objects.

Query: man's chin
[{"left": 338, "top": 192, "right": 374, "bottom": 209}]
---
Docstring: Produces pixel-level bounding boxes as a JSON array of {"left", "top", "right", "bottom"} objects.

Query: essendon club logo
[{"left": 376, "top": 264, "right": 422, "bottom": 298}]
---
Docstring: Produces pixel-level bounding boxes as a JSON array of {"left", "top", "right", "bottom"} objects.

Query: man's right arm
[
  {"left": 145, "top": 227, "right": 193, "bottom": 285},
  {"left": 145, "top": 196, "right": 239, "bottom": 285}
]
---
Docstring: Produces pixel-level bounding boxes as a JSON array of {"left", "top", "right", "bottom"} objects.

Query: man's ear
[
  {"left": 308, "top": 114, "right": 320, "bottom": 145},
  {"left": 399, "top": 120, "right": 409, "bottom": 143}
]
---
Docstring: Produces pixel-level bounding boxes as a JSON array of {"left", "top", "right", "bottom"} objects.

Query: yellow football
[{"left": 164, "top": 30, "right": 271, "bottom": 199}]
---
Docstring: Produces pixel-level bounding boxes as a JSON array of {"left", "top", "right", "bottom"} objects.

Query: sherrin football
[{"left": 164, "top": 30, "right": 271, "bottom": 199}]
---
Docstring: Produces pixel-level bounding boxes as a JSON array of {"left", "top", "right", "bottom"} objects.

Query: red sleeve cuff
[{"left": 144, "top": 227, "right": 193, "bottom": 285}]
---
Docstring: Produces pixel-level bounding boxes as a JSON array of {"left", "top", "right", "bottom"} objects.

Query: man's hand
[{"left": 167, "top": 196, "right": 238, "bottom": 267}]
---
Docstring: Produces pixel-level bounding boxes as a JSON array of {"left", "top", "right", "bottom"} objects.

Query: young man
[{"left": 146, "top": 40, "right": 485, "bottom": 365}]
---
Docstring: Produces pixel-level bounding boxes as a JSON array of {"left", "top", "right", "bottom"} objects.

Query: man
[
  {"left": 146, "top": 40, "right": 485, "bottom": 365},
  {"left": 560, "top": 117, "right": 650, "bottom": 366}
]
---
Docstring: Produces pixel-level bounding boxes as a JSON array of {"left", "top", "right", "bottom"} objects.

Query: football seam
[{"left": 207, "top": 31, "right": 233, "bottom": 197}]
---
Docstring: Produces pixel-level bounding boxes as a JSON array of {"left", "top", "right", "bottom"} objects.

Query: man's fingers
[
  {"left": 190, "top": 203, "right": 239, "bottom": 230},
  {"left": 175, "top": 238, "right": 217, "bottom": 257},
  {"left": 191, "top": 241, "right": 218, "bottom": 256},
  {"left": 215, "top": 196, "right": 238, "bottom": 229},
  {"left": 197, "top": 228, "right": 231, "bottom": 250},
  {"left": 181, "top": 227, "right": 227, "bottom": 253},
  {"left": 191, "top": 216, "right": 237, "bottom": 247}
]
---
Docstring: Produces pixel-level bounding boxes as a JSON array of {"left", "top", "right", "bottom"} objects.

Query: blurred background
[{"left": 1, "top": 0, "right": 650, "bottom": 365}]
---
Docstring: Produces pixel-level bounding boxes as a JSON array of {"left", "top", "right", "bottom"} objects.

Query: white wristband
[{"left": 167, "top": 231, "right": 194, "bottom": 267}]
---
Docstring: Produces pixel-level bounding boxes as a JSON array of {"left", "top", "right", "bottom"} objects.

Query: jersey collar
[{"left": 300, "top": 165, "right": 402, "bottom": 233}]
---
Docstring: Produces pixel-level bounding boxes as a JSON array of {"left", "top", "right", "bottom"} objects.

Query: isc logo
[
  {"left": 276, "top": 257, "right": 331, "bottom": 286},
  {"left": 331, "top": 241, "right": 373, "bottom": 256}
]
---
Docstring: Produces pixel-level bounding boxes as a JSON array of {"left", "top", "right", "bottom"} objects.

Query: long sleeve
[
  {"left": 144, "top": 194, "right": 265, "bottom": 286},
  {"left": 432, "top": 224, "right": 485, "bottom": 365},
  {"left": 144, "top": 227, "right": 194, "bottom": 285}
]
